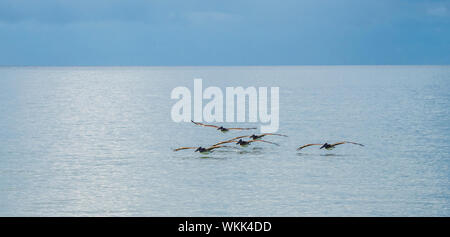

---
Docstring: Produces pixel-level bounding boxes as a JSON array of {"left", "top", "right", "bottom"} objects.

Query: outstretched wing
[
  {"left": 249, "top": 140, "right": 280, "bottom": 146},
  {"left": 205, "top": 145, "right": 229, "bottom": 151},
  {"left": 213, "top": 135, "right": 250, "bottom": 145},
  {"left": 212, "top": 140, "right": 236, "bottom": 146},
  {"left": 173, "top": 147, "right": 198, "bottom": 152},
  {"left": 296, "top": 144, "right": 323, "bottom": 151},
  {"left": 331, "top": 141, "right": 364, "bottom": 147},
  {"left": 191, "top": 120, "right": 219, "bottom": 128},
  {"left": 260, "top": 133, "right": 288, "bottom": 137},
  {"left": 227, "top": 127, "right": 257, "bottom": 130}
]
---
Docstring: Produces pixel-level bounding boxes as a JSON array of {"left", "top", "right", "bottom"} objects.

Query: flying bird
[
  {"left": 213, "top": 135, "right": 252, "bottom": 145},
  {"left": 173, "top": 145, "right": 228, "bottom": 154},
  {"left": 213, "top": 133, "right": 287, "bottom": 145},
  {"left": 216, "top": 138, "right": 279, "bottom": 147},
  {"left": 248, "top": 133, "right": 287, "bottom": 140},
  {"left": 236, "top": 139, "right": 279, "bottom": 147},
  {"left": 191, "top": 120, "right": 257, "bottom": 133},
  {"left": 296, "top": 141, "right": 364, "bottom": 151}
]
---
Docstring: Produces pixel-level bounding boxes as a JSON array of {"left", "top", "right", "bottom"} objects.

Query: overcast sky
[{"left": 0, "top": 0, "right": 449, "bottom": 65}]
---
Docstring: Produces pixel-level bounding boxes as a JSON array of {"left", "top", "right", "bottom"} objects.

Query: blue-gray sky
[{"left": 0, "top": 0, "right": 449, "bottom": 65}]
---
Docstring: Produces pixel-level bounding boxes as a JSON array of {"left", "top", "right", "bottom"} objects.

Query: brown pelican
[
  {"left": 236, "top": 139, "right": 279, "bottom": 147},
  {"left": 248, "top": 133, "right": 287, "bottom": 140},
  {"left": 213, "top": 136, "right": 249, "bottom": 145},
  {"left": 215, "top": 138, "right": 279, "bottom": 147},
  {"left": 173, "top": 145, "right": 228, "bottom": 154},
  {"left": 213, "top": 133, "right": 287, "bottom": 145},
  {"left": 191, "top": 120, "right": 256, "bottom": 133},
  {"left": 296, "top": 141, "right": 364, "bottom": 151}
]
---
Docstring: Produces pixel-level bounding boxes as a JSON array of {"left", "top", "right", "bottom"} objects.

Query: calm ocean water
[{"left": 0, "top": 66, "right": 449, "bottom": 216}]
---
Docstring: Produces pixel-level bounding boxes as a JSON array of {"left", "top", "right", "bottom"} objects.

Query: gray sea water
[{"left": 0, "top": 66, "right": 449, "bottom": 216}]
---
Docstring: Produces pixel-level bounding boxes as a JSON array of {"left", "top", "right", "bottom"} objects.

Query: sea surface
[{"left": 0, "top": 66, "right": 449, "bottom": 216}]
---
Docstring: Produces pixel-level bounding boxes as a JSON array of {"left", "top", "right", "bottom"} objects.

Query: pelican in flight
[
  {"left": 215, "top": 138, "right": 279, "bottom": 147},
  {"left": 191, "top": 120, "right": 256, "bottom": 133},
  {"left": 296, "top": 141, "right": 364, "bottom": 151},
  {"left": 173, "top": 145, "right": 228, "bottom": 154},
  {"left": 213, "top": 134, "right": 287, "bottom": 145},
  {"left": 248, "top": 133, "right": 287, "bottom": 140}
]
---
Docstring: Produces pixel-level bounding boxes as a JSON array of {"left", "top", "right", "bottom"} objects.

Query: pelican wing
[
  {"left": 213, "top": 135, "right": 250, "bottom": 146},
  {"left": 296, "top": 144, "right": 323, "bottom": 151},
  {"left": 173, "top": 147, "right": 198, "bottom": 152},
  {"left": 191, "top": 120, "right": 219, "bottom": 128},
  {"left": 205, "top": 145, "right": 229, "bottom": 151},
  {"left": 261, "top": 133, "right": 288, "bottom": 137},
  {"left": 249, "top": 140, "right": 280, "bottom": 146},
  {"left": 212, "top": 140, "right": 236, "bottom": 146},
  {"left": 331, "top": 141, "right": 364, "bottom": 147},
  {"left": 227, "top": 127, "right": 257, "bottom": 130}
]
